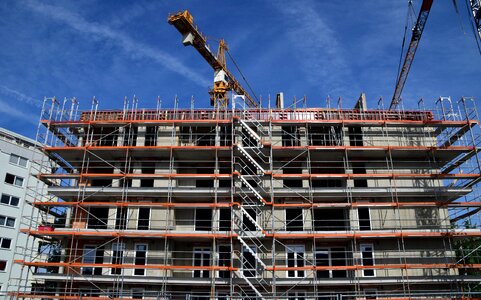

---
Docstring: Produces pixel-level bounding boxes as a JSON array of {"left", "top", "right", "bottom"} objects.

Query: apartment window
[
  {"left": 0, "top": 260, "right": 7, "bottom": 272},
  {"left": 137, "top": 208, "right": 150, "bottom": 230},
  {"left": 287, "top": 245, "right": 305, "bottom": 278},
  {"left": 193, "top": 247, "right": 211, "bottom": 278},
  {"left": 0, "top": 237, "right": 12, "bottom": 249},
  {"left": 242, "top": 246, "right": 257, "bottom": 278},
  {"left": 9, "top": 154, "right": 28, "bottom": 167},
  {"left": 1, "top": 194, "right": 20, "bottom": 207},
  {"left": 358, "top": 207, "right": 371, "bottom": 231},
  {"left": 360, "top": 244, "right": 375, "bottom": 277},
  {"left": 82, "top": 245, "right": 96, "bottom": 275},
  {"left": 315, "top": 248, "right": 347, "bottom": 278},
  {"left": 134, "top": 244, "right": 147, "bottom": 276},
  {"left": 313, "top": 208, "right": 347, "bottom": 231},
  {"left": 111, "top": 243, "right": 125, "bottom": 275},
  {"left": 195, "top": 208, "right": 212, "bottom": 231},
  {"left": 0, "top": 215, "right": 15, "bottom": 228},
  {"left": 286, "top": 208, "right": 303, "bottom": 231},
  {"left": 4, "top": 173, "right": 24, "bottom": 187}
]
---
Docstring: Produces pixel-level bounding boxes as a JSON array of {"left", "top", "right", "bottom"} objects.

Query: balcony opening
[
  {"left": 358, "top": 207, "right": 371, "bottom": 231},
  {"left": 145, "top": 126, "right": 157, "bottom": 146},
  {"left": 87, "top": 207, "right": 108, "bottom": 229},
  {"left": 141, "top": 163, "right": 155, "bottom": 188},
  {"left": 134, "top": 244, "right": 147, "bottom": 276},
  {"left": 123, "top": 125, "right": 138, "bottom": 146},
  {"left": 218, "top": 245, "right": 231, "bottom": 278},
  {"left": 195, "top": 208, "right": 212, "bottom": 231},
  {"left": 282, "top": 126, "right": 300, "bottom": 147},
  {"left": 311, "top": 163, "right": 344, "bottom": 188},
  {"left": 309, "top": 125, "right": 342, "bottom": 146},
  {"left": 115, "top": 207, "right": 128, "bottom": 230},
  {"left": 137, "top": 207, "right": 150, "bottom": 230},
  {"left": 196, "top": 167, "right": 214, "bottom": 188},
  {"left": 286, "top": 208, "right": 303, "bottom": 231},
  {"left": 348, "top": 126, "right": 363, "bottom": 146},
  {"left": 353, "top": 163, "right": 368, "bottom": 187},
  {"left": 360, "top": 244, "right": 375, "bottom": 277},
  {"left": 193, "top": 247, "right": 211, "bottom": 278},
  {"left": 82, "top": 245, "right": 104, "bottom": 276},
  {"left": 110, "top": 243, "right": 125, "bottom": 275},
  {"left": 313, "top": 208, "right": 347, "bottom": 231},
  {"left": 283, "top": 166, "right": 302, "bottom": 188},
  {"left": 315, "top": 248, "right": 347, "bottom": 278},
  {"left": 219, "top": 208, "right": 231, "bottom": 231}
]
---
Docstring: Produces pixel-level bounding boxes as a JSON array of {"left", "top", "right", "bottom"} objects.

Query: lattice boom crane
[{"left": 168, "top": 10, "right": 258, "bottom": 108}]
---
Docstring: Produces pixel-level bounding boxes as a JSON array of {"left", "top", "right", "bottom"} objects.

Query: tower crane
[
  {"left": 389, "top": 0, "right": 433, "bottom": 110},
  {"left": 168, "top": 10, "right": 258, "bottom": 108}
]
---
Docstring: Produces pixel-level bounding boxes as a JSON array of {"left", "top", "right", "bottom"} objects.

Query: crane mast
[
  {"left": 390, "top": 0, "right": 433, "bottom": 110},
  {"left": 468, "top": 0, "right": 481, "bottom": 53},
  {"left": 168, "top": 10, "right": 258, "bottom": 108}
]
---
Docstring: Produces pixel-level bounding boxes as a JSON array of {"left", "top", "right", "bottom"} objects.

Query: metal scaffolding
[{"left": 6, "top": 95, "right": 481, "bottom": 299}]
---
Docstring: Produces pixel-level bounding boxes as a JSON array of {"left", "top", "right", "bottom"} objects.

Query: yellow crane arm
[{"left": 168, "top": 10, "right": 258, "bottom": 108}]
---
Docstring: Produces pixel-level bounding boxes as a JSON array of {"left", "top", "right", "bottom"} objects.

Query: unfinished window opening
[
  {"left": 287, "top": 245, "right": 305, "bottom": 278},
  {"left": 282, "top": 126, "right": 301, "bottom": 147},
  {"left": 111, "top": 243, "right": 125, "bottom": 275},
  {"left": 193, "top": 248, "right": 211, "bottom": 278},
  {"left": 348, "top": 126, "right": 363, "bottom": 146},
  {"left": 134, "top": 244, "right": 147, "bottom": 276},
  {"left": 145, "top": 126, "right": 157, "bottom": 146},
  {"left": 311, "top": 163, "right": 344, "bottom": 188},
  {"left": 195, "top": 208, "right": 212, "bottom": 231},
  {"left": 141, "top": 163, "right": 155, "bottom": 188},
  {"left": 196, "top": 167, "right": 214, "bottom": 188},
  {"left": 219, "top": 125, "right": 232, "bottom": 146},
  {"left": 353, "top": 163, "right": 368, "bottom": 187},
  {"left": 315, "top": 248, "right": 347, "bottom": 278},
  {"left": 123, "top": 126, "right": 138, "bottom": 146},
  {"left": 286, "top": 208, "right": 303, "bottom": 231},
  {"left": 242, "top": 246, "right": 257, "bottom": 277},
  {"left": 87, "top": 207, "right": 108, "bottom": 229},
  {"left": 219, "top": 208, "right": 231, "bottom": 231},
  {"left": 90, "top": 167, "right": 113, "bottom": 187},
  {"left": 219, "top": 167, "right": 231, "bottom": 188},
  {"left": 218, "top": 245, "right": 231, "bottom": 279},
  {"left": 283, "top": 166, "right": 303, "bottom": 188},
  {"left": 358, "top": 207, "right": 371, "bottom": 231},
  {"left": 313, "top": 208, "right": 347, "bottom": 231},
  {"left": 189, "top": 126, "right": 215, "bottom": 146},
  {"left": 137, "top": 207, "right": 150, "bottom": 230},
  {"left": 118, "top": 165, "right": 134, "bottom": 188},
  {"left": 94, "top": 127, "right": 118, "bottom": 147},
  {"left": 309, "top": 125, "right": 342, "bottom": 146},
  {"left": 360, "top": 244, "right": 375, "bottom": 277},
  {"left": 242, "top": 208, "right": 257, "bottom": 231},
  {"left": 115, "top": 207, "right": 128, "bottom": 230}
]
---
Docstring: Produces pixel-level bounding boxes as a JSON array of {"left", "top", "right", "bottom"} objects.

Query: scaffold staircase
[{"left": 232, "top": 96, "right": 272, "bottom": 298}]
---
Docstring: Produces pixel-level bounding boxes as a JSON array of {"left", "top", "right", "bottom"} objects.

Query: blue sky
[{"left": 0, "top": 0, "right": 480, "bottom": 139}]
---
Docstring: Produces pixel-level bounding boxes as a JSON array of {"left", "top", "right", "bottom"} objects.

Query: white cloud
[
  {"left": 0, "top": 98, "right": 39, "bottom": 125},
  {"left": 0, "top": 85, "right": 42, "bottom": 108},
  {"left": 274, "top": 1, "right": 357, "bottom": 97},
  {"left": 24, "top": 0, "right": 210, "bottom": 87}
]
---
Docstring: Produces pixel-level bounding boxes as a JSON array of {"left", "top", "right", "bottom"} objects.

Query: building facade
[
  {"left": 0, "top": 127, "right": 45, "bottom": 294},
  {"left": 11, "top": 96, "right": 481, "bottom": 299}
]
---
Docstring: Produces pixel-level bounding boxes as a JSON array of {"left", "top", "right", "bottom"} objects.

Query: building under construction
[{"left": 7, "top": 93, "right": 481, "bottom": 299}]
